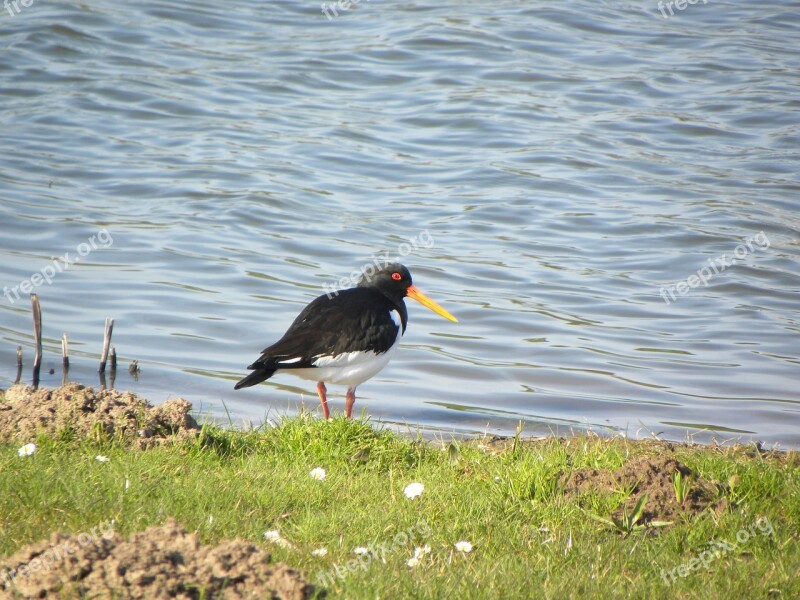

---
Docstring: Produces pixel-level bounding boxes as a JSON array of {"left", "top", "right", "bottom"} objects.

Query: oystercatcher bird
[{"left": 234, "top": 263, "right": 457, "bottom": 418}]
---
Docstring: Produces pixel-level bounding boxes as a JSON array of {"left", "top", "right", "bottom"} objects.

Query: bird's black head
[
  {"left": 357, "top": 262, "right": 458, "bottom": 322},
  {"left": 357, "top": 262, "right": 412, "bottom": 299}
]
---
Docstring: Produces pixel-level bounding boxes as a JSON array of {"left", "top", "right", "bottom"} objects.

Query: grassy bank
[{"left": 1, "top": 391, "right": 799, "bottom": 598}]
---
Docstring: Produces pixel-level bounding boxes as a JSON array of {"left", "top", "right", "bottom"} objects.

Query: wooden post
[
  {"left": 62, "top": 333, "right": 69, "bottom": 369},
  {"left": 31, "top": 294, "right": 42, "bottom": 388},
  {"left": 15, "top": 346, "right": 22, "bottom": 385},
  {"left": 99, "top": 318, "right": 114, "bottom": 373},
  {"left": 109, "top": 347, "right": 117, "bottom": 389},
  {"left": 62, "top": 333, "right": 70, "bottom": 386}
]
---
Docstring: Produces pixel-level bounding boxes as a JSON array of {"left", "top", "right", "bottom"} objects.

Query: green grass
[{"left": 1, "top": 411, "right": 799, "bottom": 599}]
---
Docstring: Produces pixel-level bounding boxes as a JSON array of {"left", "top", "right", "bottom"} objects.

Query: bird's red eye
[{"left": 392, "top": 272, "right": 402, "bottom": 281}]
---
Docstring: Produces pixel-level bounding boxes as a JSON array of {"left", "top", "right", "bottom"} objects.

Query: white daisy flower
[
  {"left": 454, "top": 541, "right": 473, "bottom": 553},
  {"left": 263, "top": 530, "right": 293, "bottom": 549},
  {"left": 311, "top": 547, "right": 328, "bottom": 557},
  {"left": 310, "top": 467, "right": 327, "bottom": 481},
  {"left": 407, "top": 556, "right": 421, "bottom": 568},
  {"left": 17, "top": 443, "right": 36, "bottom": 456},
  {"left": 414, "top": 544, "right": 431, "bottom": 559},
  {"left": 353, "top": 547, "right": 369, "bottom": 555},
  {"left": 95, "top": 455, "right": 110, "bottom": 462},
  {"left": 264, "top": 530, "right": 282, "bottom": 542},
  {"left": 403, "top": 482, "right": 424, "bottom": 499}
]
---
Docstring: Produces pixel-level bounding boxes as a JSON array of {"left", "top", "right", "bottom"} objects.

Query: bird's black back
[{"left": 247, "top": 287, "right": 408, "bottom": 370}]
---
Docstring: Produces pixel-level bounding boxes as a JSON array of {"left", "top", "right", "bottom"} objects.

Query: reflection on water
[{"left": 1, "top": 0, "right": 799, "bottom": 447}]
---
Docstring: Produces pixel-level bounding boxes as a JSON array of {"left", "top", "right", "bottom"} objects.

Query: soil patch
[
  {"left": 0, "top": 384, "right": 199, "bottom": 449},
  {"left": 0, "top": 518, "right": 316, "bottom": 599},
  {"left": 562, "top": 454, "right": 724, "bottom": 526}
]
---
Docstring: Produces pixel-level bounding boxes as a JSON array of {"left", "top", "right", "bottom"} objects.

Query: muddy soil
[
  {"left": 562, "top": 453, "right": 725, "bottom": 525},
  {"left": 0, "top": 518, "right": 316, "bottom": 599},
  {"left": 0, "top": 384, "right": 199, "bottom": 449}
]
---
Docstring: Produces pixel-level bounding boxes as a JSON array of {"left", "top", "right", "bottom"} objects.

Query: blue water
[{"left": 1, "top": 0, "right": 799, "bottom": 447}]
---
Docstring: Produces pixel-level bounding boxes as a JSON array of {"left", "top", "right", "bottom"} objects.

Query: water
[{"left": 1, "top": 0, "right": 799, "bottom": 447}]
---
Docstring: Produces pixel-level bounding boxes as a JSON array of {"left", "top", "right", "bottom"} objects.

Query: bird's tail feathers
[{"left": 234, "top": 367, "right": 277, "bottom": 390}]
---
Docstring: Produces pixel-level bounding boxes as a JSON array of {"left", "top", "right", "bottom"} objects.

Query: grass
[
  {"left": 673, "top": 469, "right": 692, "bottom": 506},
  {"left": 1, "top": 409, "right": 799, "bottom": 599},
  {"left": 586, "top": 493, "right": 671, "bottom": 536}
]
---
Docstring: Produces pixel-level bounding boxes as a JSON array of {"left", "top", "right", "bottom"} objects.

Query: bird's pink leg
[
  {"left": 316, "top": 382, "right": 330, "bottom": 419},
  {"left": 345, "top": 386, "right": 356, "bottom": 418}
]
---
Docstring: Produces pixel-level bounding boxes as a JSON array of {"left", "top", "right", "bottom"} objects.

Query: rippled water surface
[{"left": 1, "top": 0, "right": 799, "bottom": 446}]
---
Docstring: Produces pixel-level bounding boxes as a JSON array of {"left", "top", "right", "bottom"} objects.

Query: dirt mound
[
  {"left": 0, "top": 518, "right": 316, "bottom": 599},
  {"left": 562, "top": 454, "right": 724, "bottom": 526},
  {"left": 0, "top": 384, "right": 199, "bottom": 449}
]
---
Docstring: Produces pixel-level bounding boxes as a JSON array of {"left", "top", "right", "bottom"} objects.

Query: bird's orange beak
[{"left": 406, "top": 285, "right": 458, "bottom": 322}]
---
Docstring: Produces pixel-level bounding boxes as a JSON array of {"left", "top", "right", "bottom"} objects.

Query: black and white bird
[{"left": 234, "top": 263, "right": 457, "bottom": 418}]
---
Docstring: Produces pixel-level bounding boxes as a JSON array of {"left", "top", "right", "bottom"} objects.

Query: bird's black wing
[{"left": 246, "top": 287, "right": 406, "bottom": 371}]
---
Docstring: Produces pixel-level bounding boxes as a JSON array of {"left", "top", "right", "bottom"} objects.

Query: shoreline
[{"left": 1, "top": 384, "right": 798, "bottom": 598}]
